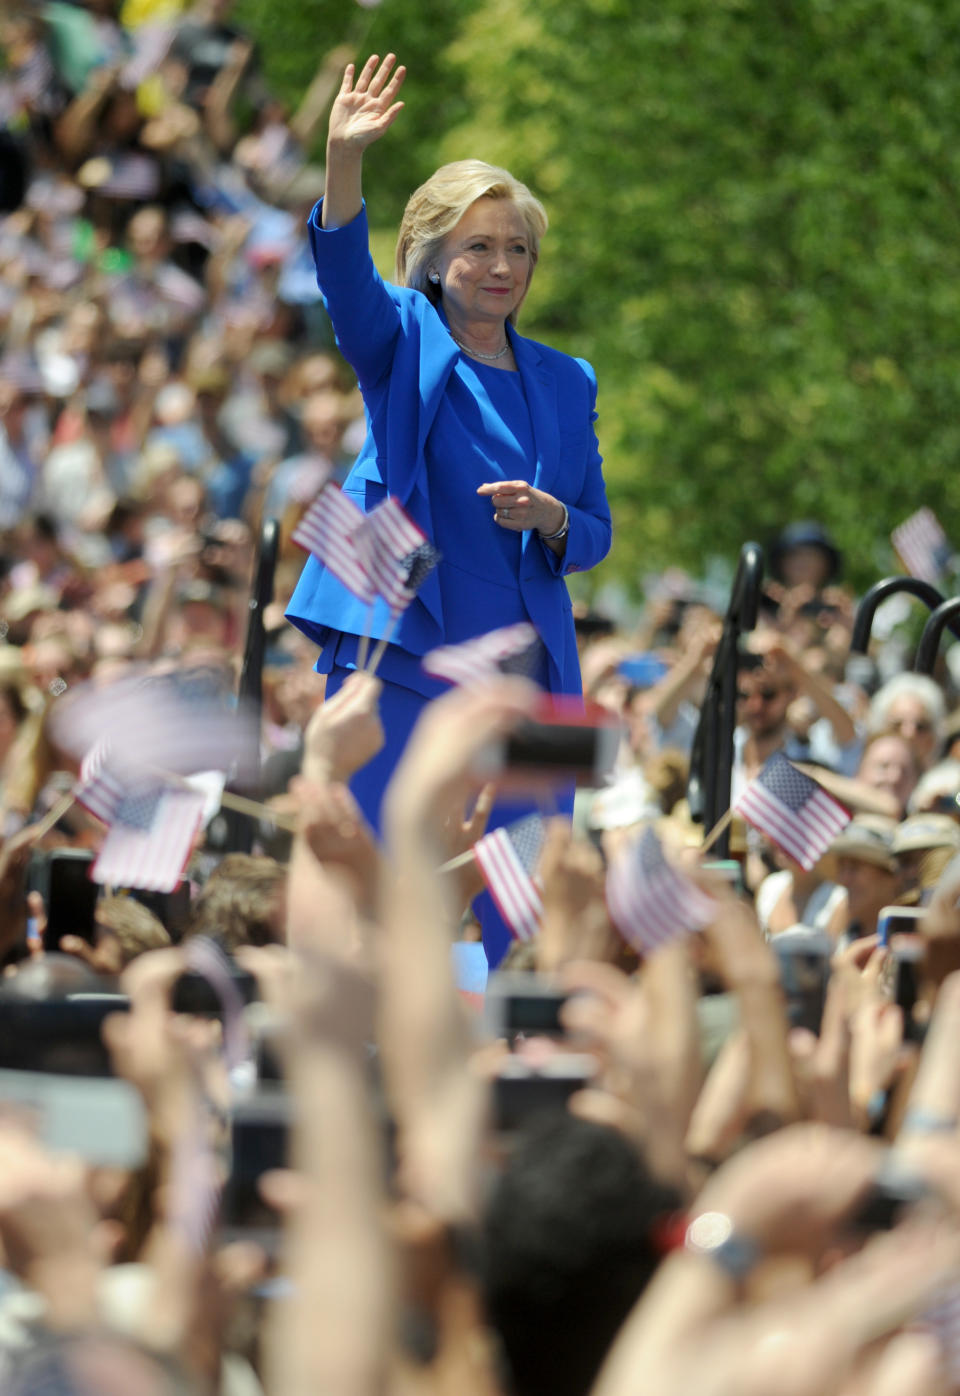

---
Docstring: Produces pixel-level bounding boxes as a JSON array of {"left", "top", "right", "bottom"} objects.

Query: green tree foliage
[{"left": 239, "top": 0, "right": 960, "bottom": 594}]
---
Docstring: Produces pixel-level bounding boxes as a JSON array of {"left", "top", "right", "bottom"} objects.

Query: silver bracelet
[{"left": 539, "top": 503, "right": 569, "bottom": 541}]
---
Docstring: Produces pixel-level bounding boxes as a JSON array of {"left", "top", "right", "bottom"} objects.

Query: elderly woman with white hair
[{"left": 866, "top": 672, "right": 946, "bottom": 772}]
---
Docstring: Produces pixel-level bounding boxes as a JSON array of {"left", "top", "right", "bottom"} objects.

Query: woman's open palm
[{"left": 328, "top": 53, "right": 406, "bottom": 152}]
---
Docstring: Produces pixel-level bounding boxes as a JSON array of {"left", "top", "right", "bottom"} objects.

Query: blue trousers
[{"left": 324, "top": 665, "right": 572, "bottom": 968}]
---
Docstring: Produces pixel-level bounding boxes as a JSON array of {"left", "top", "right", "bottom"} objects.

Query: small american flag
[
  {"left": 352, "top": 498, "right": 427, "bottom": 612},
  {"left": 605, "top": 826, "right": 716, "bottom": 954},
  {"left": 58, "top": 669, "right": 255, "bottom": 786},
  {"left": 92, "top": 784, "right": 206, "bottom": 893},
  {"left": 891, "top": 508, "right": 953, "bottom": 585},
  {"left": 423, "top": 622, "right": 541, "bottom": 688},
  {"left": 292, "top": 483, "right": 374, "bottom": 602},
  {"left": 733, "top": 752, "right": 851, "bottom": 871},
  {"left": 473, "top": 814, "right": 546, "bottom": 943}
]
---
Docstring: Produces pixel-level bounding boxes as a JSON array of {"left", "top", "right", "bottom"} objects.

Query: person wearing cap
[
  {"left": 767, "top": 520, "right": 843, "bottom": 592},
  {"left": 891, "top": 813, "right": 960, "bottom": 905},
  {"left": 829, "top": 815, "right": 902, "bottom": 947}
]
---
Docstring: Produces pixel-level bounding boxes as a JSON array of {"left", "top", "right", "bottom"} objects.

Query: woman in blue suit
[{"left": 286, "top": 53, "right": 612, "bottom": 964}]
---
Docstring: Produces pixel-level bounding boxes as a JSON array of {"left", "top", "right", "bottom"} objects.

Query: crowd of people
[{"left": 6, "top": 5, "right": 960, "bottom": 1396}]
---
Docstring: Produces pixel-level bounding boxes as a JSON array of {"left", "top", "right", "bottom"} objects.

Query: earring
[{"left": 429, "top": 272, "right": 440, "bottom": 285}]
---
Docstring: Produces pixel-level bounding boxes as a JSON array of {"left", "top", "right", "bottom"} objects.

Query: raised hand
[{"left": 328, "top": 53, "right": 406, "bottom": 154}]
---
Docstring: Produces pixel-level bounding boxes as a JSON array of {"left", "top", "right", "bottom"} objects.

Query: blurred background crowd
[{"left": 5, "top": 4, "right": 960, "bottom": 1396}]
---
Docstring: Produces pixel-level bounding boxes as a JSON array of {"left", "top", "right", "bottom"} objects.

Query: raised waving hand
[
  {"left": 328, "top": 53, "right": 406, "bottom": 152},
  {"left": 323, "top": 53, "right": 407, "bottom": 229}
]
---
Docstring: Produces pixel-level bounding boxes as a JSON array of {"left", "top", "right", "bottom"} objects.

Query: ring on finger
[{"left": 501, "top": 507, "right": 511, "bottom": 519}]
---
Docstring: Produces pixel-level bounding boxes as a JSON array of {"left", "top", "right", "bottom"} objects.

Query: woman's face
[
  {"left": 885, "top": 695, "right": 938, "bottom": 769},
  {"left": 857, "top": 734, "right": 917, "bottom": 810},
  {"left": 433, "top": 198, "right": 534, "bottom": 329}
]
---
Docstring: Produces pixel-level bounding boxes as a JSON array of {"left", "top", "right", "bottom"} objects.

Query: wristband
[
  {"left": 539, "top": 503, "right": 569, "bottom": 541},
  {"left": 684, "top": 1211, "right": 760, "bottom": 1282}
]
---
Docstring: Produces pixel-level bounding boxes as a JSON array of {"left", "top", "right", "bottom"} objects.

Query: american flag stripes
[
  {"left": 473, "top": 814, "right": 546, "bottom": 943},
  {"left": 293, "top": 483, "right": 375, "bottom": 602},
  {"left": 733, "top": 752, "right": 851, "bottom": 871},
  {"left": 423, "top": 622, "right": 541, "bottom": 688},
  {"left": 891, "top": 508, "right": 953, "bottom": 585},
  {"left": 57, "top": 669, "right": 255, "bottom": 786},
  {"left": 352, "top": 498, "right": 427, "bottom": 612},
  {"left": 92, "top": 784, "right": 206, "bottom": 892},
  {"left": 924, "top": 1278, "right": 960, "bottom": 1387},
  {"left": 605, "top": 826, "right": 716, "bottom": 954}
]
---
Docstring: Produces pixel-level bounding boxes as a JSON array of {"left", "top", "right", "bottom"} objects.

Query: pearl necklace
[{"left": 450, "top": 333, "right": 510, "bottom": 361}]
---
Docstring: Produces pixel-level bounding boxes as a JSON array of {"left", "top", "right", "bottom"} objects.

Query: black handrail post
[
  {"left": 914, "top": 597, "right": 960, "bottom": 675},
  {"left": 687, "top": 542, "right": 764, "bottom": 855},
  {"left": 222, "top": 517, "right": 280, "bottom": 854},
  {"left": 850, "top": 576, "right": 947, "bottom": 656}
]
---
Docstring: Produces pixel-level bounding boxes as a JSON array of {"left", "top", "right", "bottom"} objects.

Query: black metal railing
[{"left": 687, "top": 541, "right": 764, "bottom": 856}]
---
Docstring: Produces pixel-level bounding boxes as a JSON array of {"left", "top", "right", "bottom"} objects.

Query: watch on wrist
[
  {"left": 684, "top": 1211, "right": 760, "bottom": 1282},
  {"left": 539, "top": 503, "right": 569, "bottom": 541}
]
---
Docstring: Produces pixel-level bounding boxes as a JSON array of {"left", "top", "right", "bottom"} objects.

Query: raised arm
[{"left": 322, "top": 53, "right": 407, "bottom": 230}]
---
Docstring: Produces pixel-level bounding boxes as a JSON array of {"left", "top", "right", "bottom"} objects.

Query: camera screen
[
  {"left": 502, "top": 992, "right": 567, "bottom": 1035},
  {"left": 504, "top": 720, "right": 602, "bottom": 773}
]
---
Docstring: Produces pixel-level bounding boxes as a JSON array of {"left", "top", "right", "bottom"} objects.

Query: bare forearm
[
  {"left": 322, "top": 145, "right": 364, "bottom": 230},
  {"left": 738, "top": 981, "right": 801, "bottom": 1124},
  {"left": 268, "top": 1048, "right": 390, "bottom": 1396},
  {"left": 378, "top": 824, "right": 468, "bottom": 1103}
]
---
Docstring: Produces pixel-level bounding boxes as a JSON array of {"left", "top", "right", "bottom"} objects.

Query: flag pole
[
  {"left": 356, "top": 601, "right": 375, "bottom": 670},
  {"left": 700, "top": 807, "right": 735, "bottom": 855},
  {"left": 218, "top": 790, "right": 297, "bottom": 832},
  {"left": 366, "top": 613, "right": 401, "bottom": 677},
  {"left": 437, "top": 847, "right": 476, "bottom": 874},
  {"left": 26, "top": 790, "right": 77, "bottom": 841}
]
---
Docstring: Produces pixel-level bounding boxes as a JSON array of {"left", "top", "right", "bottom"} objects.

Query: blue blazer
[{"left": 286, "top": 200, "right": 612, "bottom": 696}]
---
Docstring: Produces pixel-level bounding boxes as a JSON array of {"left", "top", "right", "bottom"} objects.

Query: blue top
[{"left": 285, "top": 200, "right": 612, "bottom": 699}]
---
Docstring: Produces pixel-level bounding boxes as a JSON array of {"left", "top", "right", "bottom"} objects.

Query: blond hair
[{"left": 395, "top": 160, "right": 548, "bottom": 324}]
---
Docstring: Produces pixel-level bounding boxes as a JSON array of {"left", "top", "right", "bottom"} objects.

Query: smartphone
[
  {"left": 877, "top": 905, "right": 924, "bottom": 948},
  {"left": 0, "top": 1068, "right": 147, "bottom": 1168},
  {"left": 0, "top": 994, "right": 130, "bottom": 1077},
  {"left": 772, "top": 933, "right": 832, "bottom": 1036},
  {"left": 703, "top": 859, "right": 745, "bottom": 895},
  {"left": 893, "top": 940, "right": 925, "bottom": 1043},
  {"left": 171, "top": 967, "right": 259, "bottom": 1016},
  {"left": 221, "top": 1091, "right": 289, "bottom": 1245},
  {"left": 484, "top": 972, "right": 569, "bottom": 1040},
  {"left": 616, "top": 653, "right": 668, "bottom": 688},
  {"left": 492, "top": 1055, "right": 596, "bottom": 1134},
  {"left": 30, "top": 849, "right": 99, "bottom": 952},
  {"left": 478, "top": 708, "right": 621, "bottom": 789}
]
